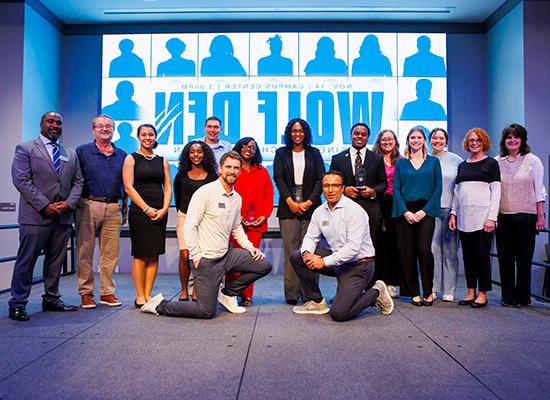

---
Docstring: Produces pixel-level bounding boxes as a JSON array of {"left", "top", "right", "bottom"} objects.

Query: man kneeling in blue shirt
[{"left": 290, "top": 171, "right": 394, "bottom": 321}]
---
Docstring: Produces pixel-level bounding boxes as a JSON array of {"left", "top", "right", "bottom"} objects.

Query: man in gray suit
[{"left": 8, "top": 112, "right": 84, "bottom": 321}]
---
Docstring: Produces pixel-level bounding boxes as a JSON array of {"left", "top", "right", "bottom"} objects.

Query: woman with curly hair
[
  {"left": 173, "top": 140, "right": 218, "bottom": 301},
  {"left": 274, "top": 118, "right": 325, "bottom": 304},
  {"left": 225, "top": 137, "right": 274, "bottom": 306}
]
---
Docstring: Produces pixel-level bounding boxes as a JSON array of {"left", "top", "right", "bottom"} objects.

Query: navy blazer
[
  {"left": 12, "top": 138, "right": 83, "bottom": 225},
  {"left": 273, "top": 146, "right": 325, "bottom": 220},
  {"left": 329, "top": 147, "right": 387, "bottom": 220}
]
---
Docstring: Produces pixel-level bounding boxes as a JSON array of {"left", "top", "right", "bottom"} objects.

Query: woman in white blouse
[
  {"left": 495, "top": 123, "right": 547, "bottom": 307},
  {"left": 449, "top": 128, "right": 500, "bottom": 308}
]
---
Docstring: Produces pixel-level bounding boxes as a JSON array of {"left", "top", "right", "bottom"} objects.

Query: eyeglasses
[
  {"left": 242, "top": 145, "right": 256, "bottom": 152},
  {"left": 322, "top": 184, "right": 343, "bottom": 189},
  {"left": 380, "top": 138, "right": 395, "bottom": 143},
  {"left": 94, "top": 124, "right": 114, "bottom": 130},
  {"left": 467, "top": 138, "right": 482, "bottom": 143}
]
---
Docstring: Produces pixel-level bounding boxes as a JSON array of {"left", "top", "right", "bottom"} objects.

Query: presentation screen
[{"left": 101, "top": 32, "right": 447, "bottom": 198}]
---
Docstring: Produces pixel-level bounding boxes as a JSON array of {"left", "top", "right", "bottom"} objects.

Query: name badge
[
  {"left": 322, "top": 220, "right": 329, "bottom": 226},
  {"left": 218, "top": 202, "right": 226, "bottom": 209},
  {"left": 60, "top": 155, "right": 69, "bottom": 162}
]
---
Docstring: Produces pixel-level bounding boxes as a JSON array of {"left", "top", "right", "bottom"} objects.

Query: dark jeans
[
  {"left": 395, "top": 214, "right": 435, "bottom": 298},
  {"left": 158, "top": 247, "right": 272, "bottom": 319},
  {"left": 289, "top": 249, "right": 378, "bottom": 322},
  {"left": 459, "top": 229, "right": 493, "bottom": 292},
  {"left": 496, "top": 213, "right": 537, "bottom": 304}
]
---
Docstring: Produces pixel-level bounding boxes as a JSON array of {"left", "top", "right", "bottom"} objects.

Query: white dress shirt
[
  {"left": 184, "top": 179, "right": 253, "bottom": 261},
  {"left": 349, "top": 146, "right": 367, "bottom": 176},
  {"left": 300, "top": 195, "right": 375, "bottom": 266}
]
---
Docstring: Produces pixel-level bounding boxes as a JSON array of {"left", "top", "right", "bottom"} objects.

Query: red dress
[{"left": 226, "top": 164, "right": 274, "bottom": 298}]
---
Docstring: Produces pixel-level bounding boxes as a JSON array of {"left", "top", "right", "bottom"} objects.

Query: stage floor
[{"left": 1, "top": 273, "right": 549, "bottom": 400}]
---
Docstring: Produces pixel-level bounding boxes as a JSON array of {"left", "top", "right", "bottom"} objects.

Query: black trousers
[
  {"left": 290, "top": 249, "right": 378, "bottom": 322},
  {"left": 459, "top": 229, "right": 493, "bottom": 292},
  {"left": 395, "top": 215, "right": 435, "bottom": 297},
  {"left": 496, "top": 213, "right": 537, "bottom": 304},
  {"left": 378, "top": 194, "right": 401, "bottom": 286}
]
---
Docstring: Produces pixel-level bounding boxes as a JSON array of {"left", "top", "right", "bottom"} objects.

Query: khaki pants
[{"left": 75, "top": 199, "right": 121, "bottom": 296}]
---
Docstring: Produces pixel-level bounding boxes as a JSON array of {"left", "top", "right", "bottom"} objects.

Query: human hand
[
  {"left": 359, "top": 186, "right": 374, "bottom": 198},
  {"left": 414, "top": 210, "right": 426, "bottom": 222},
  {"left": 448, "top": 214, "right": 457, "bottom": 231},
  {"left": 43, "top": 203, "right": 60, "bottom": 217},
  {"left": 404, "top": 211, "right": 417, "bottom": 224},
  {"left": 247, "top": 247, "right": 265, "bottom": 261},
  {"left": 536, "top": 214, "right": 545, "bottom": 231},
  {"left": 344, "top": 186, "right": 360, "bottom": 199},
  {"left": 484, "top": 219, "right": 496, "bottom": 233},
  {"left": 298, "top": 200, "right": 312, "bottom": 213},
  {"left": 305, "top": 254, "right": 325, "bottom": 270},
  {"left": 53, "top": 201, "right": 71, "bottom": 214},
  {"left": 286, "top": 198, "right": 303, "bottom": 215},
  {"left": 151, "top": 207, "right": 168, "bottom": 221},
  {"left": 252, "top": 216, "right": 266, "bottom": 226}
]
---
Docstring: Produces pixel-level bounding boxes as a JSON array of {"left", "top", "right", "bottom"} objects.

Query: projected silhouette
[
  {"left": 113, "top": 122, "right": 140, "bottom": 153},
  {"left": 200, "top": 35, "right": 246, "bottom": 76},
  {"left": 109, "top": 39, "right": 146, "bottom": 78},
  {"left": 102, "top": 81, "right": 144, "bottom": 120},
  {"left": 156, "top": 38, "right": 196, "bottom": 77},
  {"left": 400, "top": 79, "right": 446, "bottom": 121},
  {"left": 304, "top": 37, "right": 348, "bottom": 76},
  {"left": 257, "top": 35, "right": 293, "bottom": 76},
  {"left": 403, "top": 35, "right": 446, "bottom": 77},
  {"left": 351, "top": 34, "right": 392, "bottom": 77}
]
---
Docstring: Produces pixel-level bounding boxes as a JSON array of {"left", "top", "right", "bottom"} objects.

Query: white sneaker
[
  {"left": 218, "top": 291, "right": 246, "bottom": 314},
  {"left": 292, "top": 299, "right": 330, "bottom": 315},
  {"left": 372, "top": 280, "right": 394, "bottom": 315},
  {"left": 387, "top": 285, "right": 398, "bottom": 298},
  {"left": 140, "top": 294, "right": 164, "bottom": 315},
  {"left": 442, "top": 294, "right": 455, "bottom": 302},
  {"left": 432, "top": 292, "right": 438, "bottom": 300}
]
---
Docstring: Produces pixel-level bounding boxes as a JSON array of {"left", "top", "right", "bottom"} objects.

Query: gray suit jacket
[{"left": 12, "top": 138, "right": 83, "bottom": 225}]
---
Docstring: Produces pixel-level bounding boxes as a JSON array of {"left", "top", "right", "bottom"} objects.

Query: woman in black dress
[
  {"left": 173, "top": 140, "right": 218, "bottom": 301},
  {"left": 122, "top": 124, "right": 172, "bottom": 308}
]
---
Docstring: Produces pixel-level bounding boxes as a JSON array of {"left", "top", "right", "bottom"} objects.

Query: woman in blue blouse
[{"left": 393, "top": 127, "right": 442, "bottom": 306}]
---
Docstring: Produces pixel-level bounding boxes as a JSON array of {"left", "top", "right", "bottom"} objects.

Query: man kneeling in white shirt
[
  {"left": 141, "top": 151, "right": 272, "bottom": 318},
  {"left": 291, "top": 171, "right": 394, "bottom": 321}
]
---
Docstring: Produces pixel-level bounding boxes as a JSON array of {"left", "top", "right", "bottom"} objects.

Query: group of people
[{"left": 7, "top": 111, "right": 546, "bottom": 324}]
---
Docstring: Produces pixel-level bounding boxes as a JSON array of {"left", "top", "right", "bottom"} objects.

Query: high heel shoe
[
  {"left": 134, "top": 300, "right": 145, "bottom": 309},
  {"left": 471, "top": 300, "right": 488, "bottom": 308},
  {"left": 411, "top": 298, "right": 423, "bottom": 307},
  {"left": 458, "top": 298, "right": 475, "bottom": 306},
  {"left": 422, "top": 298, "right": 434, "bottom": 306}
]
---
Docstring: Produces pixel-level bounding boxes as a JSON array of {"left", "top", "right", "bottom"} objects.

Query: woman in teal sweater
[{"left": 392, "top": 127, "right": 442, "bottom": 306}]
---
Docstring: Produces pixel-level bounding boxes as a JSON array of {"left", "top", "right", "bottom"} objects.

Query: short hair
[
  {"left": 350, "top": 122, "right": 370, "bottom": 137},
  {"left": 205, "top": 116, "right": 221, "bottom": 126},
  {"left": 404, "top": 127, "right": 428, "bottom": 159},
  {"left": 429, "top": 127, "right": 448, "bottom": 144},
  {"left": 219, "top": 150, "right": 242, "bottom": 167},
  {"left": 322, "top": 170, "right": 344, "bottom": 183},
  {"left": 232, "top": 137, "right": 263, "bottom": 166},
  {"left": 372, "top": 129, "right": 401, "bottom": 164},
  {"left": 463, "top": 127, "right": 492, "bottom": 152},
  {"left": 91, "top": 114, "right": 115, "bottom": 130},
  {"left": 499, "top": 123, "right": 531, "bottom": 156},
  {"left": 178, "top": 140, "right": 218, "bottom": 174},
  {"left": 40, "top": 111, "right": 62, "bottom": 124},
  {"left": 283, "top": 118, "right": 312, "bottom": 148}
]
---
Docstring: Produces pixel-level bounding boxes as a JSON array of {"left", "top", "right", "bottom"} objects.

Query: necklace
[{"left": 138, "top": 150, "right": 156, "bottom": 160}]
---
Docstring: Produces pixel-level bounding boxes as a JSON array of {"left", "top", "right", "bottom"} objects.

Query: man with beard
[
  {"left": 140, "top": 151, "right": 272, "bottom": 318},
  {"left": 8, "top": 112, "right": 83, "bottom": 321}
]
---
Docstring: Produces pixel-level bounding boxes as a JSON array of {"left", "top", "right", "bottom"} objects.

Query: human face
[
  {"left": 430, "top": 130, "right": 447, "bottom": 153},
  {"left": 505, "top": 133, "right": 521, "bottom": 155},
  {"left": 379, "top": 132, "right": 396, "bottom": 154},
  {"left": 467, "top": 132, "right": 483, "bottom": 155},
  {"left": 351, "top": 125, "right": 369, "bottom": 149},
  {"left": 408, "top": 130, "right": 425, "bottom": 153},
  {"left": 290, "top": 122, "right": 305, "bottom": 147},
  {"left": 92, "top": 116, "right": 114, "bottom": 144},
  {"left": 40, "top": 113, "right": 63, "bottom": 142},
  {"left": 220, "top": 157, "right": 241, "bottom": 188},
  {"left": 189, "top": 143, "right": 204, "bottom": 166},
  {"left": 137, "top": 126, "right": 156, "bottom": 151},
  {"left": 240, "top": 140, "right": 256, "bottom": 162},
  {"left": 322, "top": 174, "right": 344, "bottom": 208},
  {"left": 204, "top": 119, "right": 221, "bottom": 144}
]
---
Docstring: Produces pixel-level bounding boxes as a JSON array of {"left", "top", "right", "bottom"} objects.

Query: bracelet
[{"left": 143, "top": 206, "right": 150, "bottom": 215}]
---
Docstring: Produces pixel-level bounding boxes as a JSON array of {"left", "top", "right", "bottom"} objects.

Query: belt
[
  {"left": 85, "top": 196, "right": 120, "bottom": 204},
  {"left": 352, "top": 256, "right": 375, "bottom": 264}
]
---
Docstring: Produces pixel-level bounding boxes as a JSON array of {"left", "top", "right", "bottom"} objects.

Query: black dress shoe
[
  {"left": 471, "top": 300, "right": 488, "bottom": 308},
  {"left": 9, "top": 306, "right": 30, "bottom": 321},
  {"left": 286, "top": 299, "right": 298, "bottom": 305},
  {"left": 42, "top": 301, "right": 78, "bottom": 312},
  {"left": 500, "top": 300, "right": 511, "bottom": 307},
  {"left": 458, "top": 299, "right": 475, "bottom": 306},
  {"left": 134, "top": 300, "right": 145, "bottom": 309}
]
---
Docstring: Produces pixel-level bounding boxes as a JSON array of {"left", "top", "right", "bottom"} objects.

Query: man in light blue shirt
[
  {"left": 202, "top": 116, "right": 231, "bottom": 165},
  {"left": 290, "top": 171, "right": 394, "bottom": 321}
]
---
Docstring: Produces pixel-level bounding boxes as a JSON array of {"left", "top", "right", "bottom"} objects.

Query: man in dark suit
[
  {"left": 8, "top": 112, "right": 84, "bottom": 321},
  {"left": 329, "top": 123, "right": 387, "bottom": 276}
]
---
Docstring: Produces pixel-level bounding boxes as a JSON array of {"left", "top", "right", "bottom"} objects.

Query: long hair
[
  {"left": 372, "top": 129, "right": 401, "bottom": 164},
  {"left": 137, "top": 124, "right": 158, "bottom": 149},
  {"left": 233, "top": 137, "right": 263, "bottom": 166},
  {"left": 178, "top": 140, "right": 217, "bottom": 174},
  {"left": 283, "top": 118, "right": 312, "bottom": 148},
  {"left": 404, "top": 127, "right": 428, "bottom": 159},
  {"left": 499, "top": 123, "right": 531, "bottom": 156}
]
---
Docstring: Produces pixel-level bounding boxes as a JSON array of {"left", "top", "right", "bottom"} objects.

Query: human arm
[
  {"left": 370, "top": 153, "right": 388, "bottom": 197},
  {"left": 391, "top": 160, "right": 408, "bottom": 217},
  {"left": 421, "top": 156, "right": 442, "bottom": 218},
  {"left": 173, "top": 170, "right": 182, "bottom": 212},
  {"left": 484, "top": 161, "right": 501, "bottom": 233},
  {"left": 152, "top": 159, "right": 172, "bottom": 221},
  {"left": 299, "top": 209, "right": 323, "bottom": 255},
  {"left": 306, "top": 149, "right": 325, "bottom": 202},
  {"left": 253, "top": 168, "right": 274, "bottom": 227},
  {"left": 183, "top": 188, "right": 207, "bottom": 266},
  {"left": 322, "top": 208, "right": 369, "bottom": 266},
  {"left": 231, "top": 197, "right": 255, "bottom": 250},
  {"left": 530, "top": 154, "right": 547, "bottom": 231}
]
